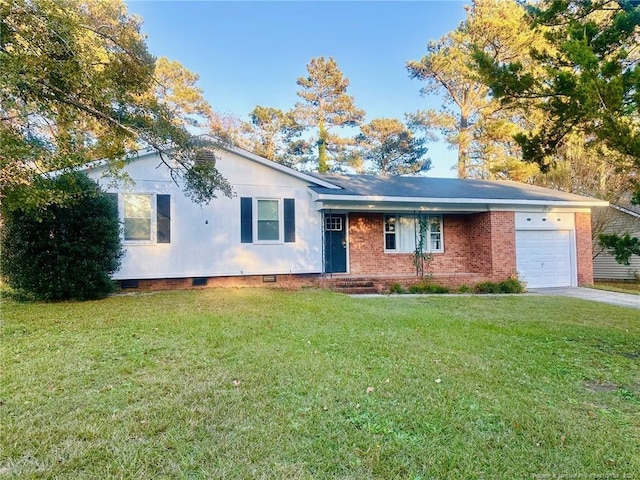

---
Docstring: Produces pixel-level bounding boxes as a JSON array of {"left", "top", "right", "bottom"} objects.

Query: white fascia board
[
  {"left": 55, "top": 139, "right": 343, "bottom": 191},
  {"left": 611, "top": 204, "right": 640, "bottom": 218},
  {"left": 311, "top": 201, "right": 491, "bottom": 213},
  {"left": 313, "top": 193, "right": 609, "bottom": 208},
  {"left": 219, "top": 144, "right": 341, "bottom": 189}
]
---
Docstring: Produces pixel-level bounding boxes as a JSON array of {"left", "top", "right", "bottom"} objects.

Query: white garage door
[{"left": 516, "top": 230, "right": 573, "bottom": 288}]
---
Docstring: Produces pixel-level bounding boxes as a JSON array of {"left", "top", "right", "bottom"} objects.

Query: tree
[
  {"left": 1, "top": 0, "right": 231, "bottom": 211},
  {"left": 294, "top": 57, "right": 365, "bottom": 172},
  {"left": 598, "top": 233, "right": 640, "bottom": 266},
  {"left": 0, "top": 172, "right": 123, "bottom": 301},
  {"left": 247, "top": 106, "right": 303, "bottom": 166},
  {"left": 407, "top": 0, "right": 549, "bottom": 179},
  {"left": 207, "top": 111, "right": 252, "bottom": 149},
  {"left": 355, "top": 118, "right": 431, "bottom": 175},
  {"left": 474, "top": 0, "right": 640, "bottom": 201}
]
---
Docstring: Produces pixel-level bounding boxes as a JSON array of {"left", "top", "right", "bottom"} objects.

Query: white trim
[
  {"left": 121, "top": 193, "right": 156, "bottom": 245},
  {"left": 71, "top": 140, "right": 342, "bottom": 190},
  {"left": 515, "top": 228, "right": 577, "bottom": 287},
  {"left": 611, "top": 204, "right": 640, "bottom": 219},
  {"left": 254, "top": 197, "right": 283, "bottom": 244},
  {"left": 312, "top": 192, "right": 608, "bottom": 208},
  {"left": 383, "top": 214, "right": 444, "bottom": 254},
  {"left": 221, "top": 144, "right": 340, "bottom": 189}
]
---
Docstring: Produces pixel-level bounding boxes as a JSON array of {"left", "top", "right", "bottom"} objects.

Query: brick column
[{"left": 575, "top": 211, "right": 594, "bottom": 286}]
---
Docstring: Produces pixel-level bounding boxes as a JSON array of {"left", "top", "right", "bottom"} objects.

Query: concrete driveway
[{"left": 530, "top": 287, "right": 640, "bottom": 309}]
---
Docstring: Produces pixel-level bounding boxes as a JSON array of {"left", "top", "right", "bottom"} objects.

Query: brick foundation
[{"left": 117, "top": 274, "right": 322, "bottom": 292}]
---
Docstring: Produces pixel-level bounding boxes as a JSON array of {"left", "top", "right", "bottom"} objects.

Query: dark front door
[{"left": 324, "top": 214, "right": 347, "bottom": 273}]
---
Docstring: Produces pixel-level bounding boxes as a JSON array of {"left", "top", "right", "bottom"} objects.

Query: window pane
[
  {"left": 430, "top": 216, "right": 442, "bottom": 251},
  {"left": 385, "top": 233, "right": 396, "bottom": 250},
  {"left": 258, "top": 220, "right": 279, "bottom": 240},
  {"left": 385, "top": 215, "right": 396, "bottom": 232},
  {"left": 125, "top": 218, "right": 151, "bottom": 240},
  {"left": 124, "top": 195, "right": 150, "bottom": 218},
  {"left": 257, "top": 200, "right": 280, "bottom": 241},
  {"left": 399, "top": 216, "right": 417, "bottom": 252},
  {"left": 258, "top": 200, "right": 278, "bottom": 221},
  {"left": 325, "top": 216, "right": 342, "bottom": 231},
  {"left": 124, "top": 194, "right": 151, "bottom": 241}
]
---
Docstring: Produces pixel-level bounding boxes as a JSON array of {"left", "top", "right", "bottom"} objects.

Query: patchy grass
[
  {"left": 593, "top": 281, "right": 640, "bottom": 295},
  {"left": 2, "top": 289, "right": 639, "bottom": 479}
]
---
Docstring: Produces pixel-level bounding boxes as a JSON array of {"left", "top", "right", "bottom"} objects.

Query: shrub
[
  {"left": 457, "top": 284, "right": 472, "bottom": 294},
  {"left": 474, "top": 278, "right": 525, "bottom": 294},
  {"left": 1, "top": 172, "right": 123, "bottom": 301},
  {"left": 474, "top": 281, "right": 500, "bottom": 294},
  {"left": 389, "top": 282, "right": 405, "bottom": 294},
  {"left": 498, "top": 278, "right": 525, "bottom": 293},
  {"left": 408, "top": 282, "right": 450, "bottom": 294}
]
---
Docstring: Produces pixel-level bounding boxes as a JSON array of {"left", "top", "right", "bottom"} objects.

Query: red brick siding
[
  {"left": 347, "top": 211, "right": 516, "bottom": 282},
  {"left": 575, "top": 211, "right": 594, "bottom": 286},
  {"left": 489, "top": 211, "right": 517, "bottom": 279}
]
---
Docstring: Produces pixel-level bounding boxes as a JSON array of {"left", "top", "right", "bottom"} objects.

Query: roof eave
[{"left": 311, "top": 193, "right": 609, "bottom": 209}]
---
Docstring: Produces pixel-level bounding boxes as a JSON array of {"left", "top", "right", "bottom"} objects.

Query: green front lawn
[{"left": 2, "top": 289, "right": 639, "bottom": 479}]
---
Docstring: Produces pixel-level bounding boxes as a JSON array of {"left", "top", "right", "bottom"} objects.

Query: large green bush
[{"left": 1, "top": 172, "right": 123, "bottom": 301}]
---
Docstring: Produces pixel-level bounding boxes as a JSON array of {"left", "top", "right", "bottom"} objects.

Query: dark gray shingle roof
[{"left": 310, "top": 174, "right": 603, "bottom": 204}]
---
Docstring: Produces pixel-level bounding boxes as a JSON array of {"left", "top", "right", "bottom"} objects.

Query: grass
[
  {"left": 593, "top": 280, "right": 640, "bottom": 295},
  {"left": 2, "top": 289, "right": 639, "bottom": 479}
]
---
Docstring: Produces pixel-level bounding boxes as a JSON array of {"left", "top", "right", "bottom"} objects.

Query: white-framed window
[
  {"left": 325, "top": 216, "right": 343, "bottom": 231},
  {"left": 240, "top": 197, "right": 296, "bottom": 244},
  {"left": 256, "top": 199, "right": 280, "bottom": 242},
  {"left": 384, "top": 214, "right": 443, "bottom": 253},
  {"left": 114, "top": 193, "right": 171, "bottom": 244},
  {"left": 124, "top": 194, "right": 152, "bottom": 242}
]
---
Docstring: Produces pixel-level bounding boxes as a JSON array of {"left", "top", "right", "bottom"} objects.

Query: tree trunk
[{"left": 318, "top": 121, "right": 329, "bottom": 173}]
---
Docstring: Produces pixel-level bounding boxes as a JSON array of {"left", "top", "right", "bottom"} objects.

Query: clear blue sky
[{"left": 126, "top": 1, "right": 469, "bottom": 177}]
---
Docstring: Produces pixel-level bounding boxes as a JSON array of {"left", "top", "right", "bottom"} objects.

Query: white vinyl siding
[{"left": 593, "top": 206, "right": 640, "bottom": 280}]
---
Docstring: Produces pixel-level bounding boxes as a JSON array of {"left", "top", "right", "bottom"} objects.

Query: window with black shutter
[
  {"left": 157, "top": 195, "right": 170, "bottom": 243},
  {"left": 284, "top": 198, "right": 295, "bottom": 243},
  {"left": 240, "top": 197, "right": 253, "bottom": 243}
]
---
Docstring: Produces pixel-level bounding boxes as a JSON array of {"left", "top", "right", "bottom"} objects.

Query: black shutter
[
  {"left": 106, "top": 193, "right": 118, "bottom": 212},
  {"left": 240, "top": 197, "right": 253, "bottom": 243},
  {"left": 157, "top": 195, "right": 170, "bottom": 243},
  {"left": 284, "top": 198, "right": 295, "bottom": 243}
]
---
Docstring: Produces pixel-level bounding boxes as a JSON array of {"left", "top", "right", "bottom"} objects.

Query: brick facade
[
  {"left": 347, "top": 211, "right": 517, "bottom": 288},
  {"left": 119, "top": 210, "right": 594, "bottom": 293},
  {"left": 575, "top": 211, "right": 594, "bottom": 286}
]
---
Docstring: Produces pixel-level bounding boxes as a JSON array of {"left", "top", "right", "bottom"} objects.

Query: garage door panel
[{"left": 516, "top": 230, "right": 573, "bottom": 288}]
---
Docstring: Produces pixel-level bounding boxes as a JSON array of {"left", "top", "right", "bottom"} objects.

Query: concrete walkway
[{"left": 530, "top": 287, "right": 640, "bottom": 310}]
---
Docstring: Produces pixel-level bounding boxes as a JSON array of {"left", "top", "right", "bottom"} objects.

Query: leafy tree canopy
[
  {"left": 294, "top": 57, "right": 365, "bottom": 172},
  {"left": 247, "top": 106, "right": 304, "bottom": 166},
  {"left": 407, "top": 0, "right": 549, "bottom": 179},
  {"left": 356, "top": 118, "right": 431, "bottom": 175},
  {"left": 474, "top": 0, "right": 640, "bottom": 201},
  {"left": 1, "top": 0, "right": 231, "bottom": 211}
]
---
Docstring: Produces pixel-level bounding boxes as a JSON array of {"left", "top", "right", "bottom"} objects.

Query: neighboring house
[
  {"left": 592, "top": 204, "right": 640, "bottom": 281},
  {"left": 85, "top": 144, "right": 607, "bottom": 291}
]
